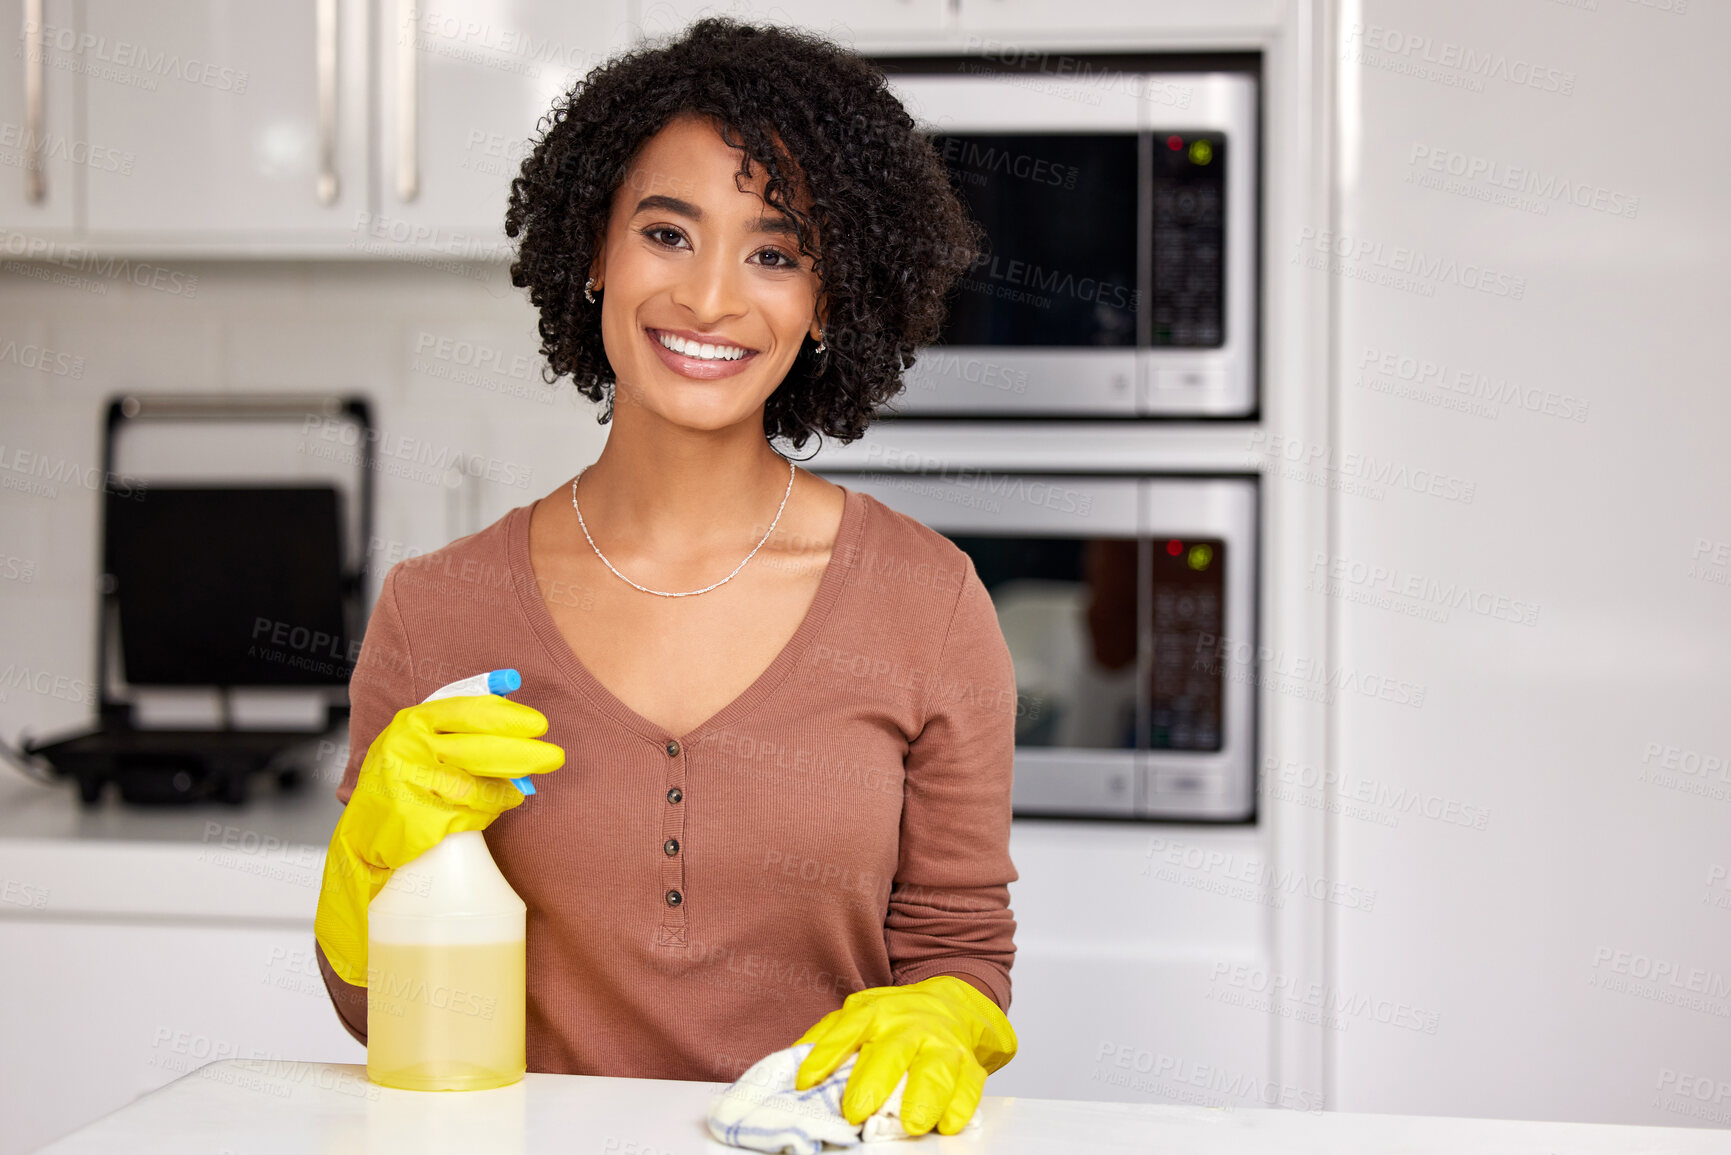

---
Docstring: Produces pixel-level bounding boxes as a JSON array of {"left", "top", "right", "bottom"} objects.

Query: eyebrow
[{"left": 633, "top": 194, "right": 800, "bottom": 239}]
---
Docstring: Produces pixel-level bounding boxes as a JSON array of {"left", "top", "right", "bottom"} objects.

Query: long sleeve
[
  {"left": 314, "top": 565, "right": 423, "bottom": 1043},
  {"left": 884, "top": 552, "right": 1019, "bottom": 1011}
]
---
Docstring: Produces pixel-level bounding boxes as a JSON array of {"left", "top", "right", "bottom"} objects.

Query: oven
[
  {"left": 823, "top": 467, "right": 1258, "bottom": 822},
  {"left": 878, "top": 62, "right": 1260, "bottom": 419}
]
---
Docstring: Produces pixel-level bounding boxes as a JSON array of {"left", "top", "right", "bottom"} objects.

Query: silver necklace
[{"left": 570, "top": 456, "right": 796, "bottom": 597}]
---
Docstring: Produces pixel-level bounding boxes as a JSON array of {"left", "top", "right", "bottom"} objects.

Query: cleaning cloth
[{"left": 705, "top": 1041, "right": 983, "bottom": 1154}]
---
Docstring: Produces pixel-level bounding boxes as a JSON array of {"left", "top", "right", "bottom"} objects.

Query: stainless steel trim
[
  {"left": 1136, "top": 477, "right": 1257, "bottom": 821},
  {"left": 24, "top": 0, "right": 44, "bottom": 203},
  {"left": 1010, "top": 752, "right": 1136, "bottom": 818},
  {"left": 1141, "top": 73, "right": 1258, "bottom": 416},
  {"left": 316, "top": 0, "right": 339, "bottom": 205},
  {"left": 395, "top": 0, "right": 418, "bottom": 201},
  {"left": 895, "top": 349, "right": 1138, "bottom": 416}
]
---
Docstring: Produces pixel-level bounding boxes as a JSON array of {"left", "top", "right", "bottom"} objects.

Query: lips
[{"left": 644, "top": 327, "right": 760, "bottom": 381}]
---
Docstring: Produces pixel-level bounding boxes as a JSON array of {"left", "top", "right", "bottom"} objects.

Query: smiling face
[{"left": 588, "top": 113, "right": 825, "bottom": 434}]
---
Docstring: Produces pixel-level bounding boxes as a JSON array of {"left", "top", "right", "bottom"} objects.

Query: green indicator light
[
  {"left": 1188, "top": 139, "right": 1213, "bottom": 165},
  {"left": 1187, "top": 544, "right": 1214, "bottom": 571}
]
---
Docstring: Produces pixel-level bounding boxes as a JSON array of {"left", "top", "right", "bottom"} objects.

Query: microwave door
[
  {"left": 826, "top": 472, "right": 1145, "bottom": 816},
  {"left": 823, "top": 470, "right": 1258, "bottom": 821},
  {"left": 892, "top": 131, "right": 1141, "bottom": 417},
  {"left": 958, "top": 530, "right": 1147, "bottom": 817},
  {"left": 884, "top": 75, "right": 1145, "bottom": 418}
]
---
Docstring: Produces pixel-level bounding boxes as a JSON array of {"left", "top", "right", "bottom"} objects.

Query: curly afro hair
[{"left": 503, "top": 17, "right": 983, "bottom": 453}]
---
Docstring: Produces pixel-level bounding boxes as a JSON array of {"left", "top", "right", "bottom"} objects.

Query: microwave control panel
[
  {"left": 1150, "top": 131, "right": 1226, "bottom": 348},
  {"left": 1149, "top": 536, "right": 1226, "bottom": 750}
]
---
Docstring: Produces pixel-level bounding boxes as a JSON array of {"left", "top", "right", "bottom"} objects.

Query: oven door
[
  {"left": 882, "top": 70, "right": 1259, "bottom": 418},
  {"left": 824, "top": 471, "right": 1258, "bottom": 821}
]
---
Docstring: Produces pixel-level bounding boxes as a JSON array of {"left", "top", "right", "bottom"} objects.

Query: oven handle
[{"left": 23, "top": 0, "right": 44, "bottom": 203}]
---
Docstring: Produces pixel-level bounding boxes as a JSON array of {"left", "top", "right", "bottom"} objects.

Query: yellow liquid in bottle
[{"left": 367, "top": 939, "right": 526, "bottom": 1091}]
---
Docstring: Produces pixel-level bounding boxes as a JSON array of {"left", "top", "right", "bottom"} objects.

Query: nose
[{"left": 667, "top": 242, "right": 749, "bottom": 327}]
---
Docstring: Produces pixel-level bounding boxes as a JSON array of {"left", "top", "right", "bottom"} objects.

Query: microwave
[
  {"left": 824, "top": 469, "right": 1258, "bottom": 822},
  {"left": 878, "top": 62, "right": 1260, "bottom": 418}
]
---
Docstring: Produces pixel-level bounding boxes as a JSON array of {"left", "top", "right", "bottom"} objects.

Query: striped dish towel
[{"left": 705, "top": 1042, "right": 982, "bottom": 1153}]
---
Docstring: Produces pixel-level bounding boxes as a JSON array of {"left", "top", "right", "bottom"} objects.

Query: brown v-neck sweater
[{"left": 315, "top": 484, "right": 1019, "bottom": 1081}]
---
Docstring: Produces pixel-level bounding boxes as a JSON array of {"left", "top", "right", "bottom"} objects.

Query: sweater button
[
  {"left": 666, "top": 787, "right": 683, "bottom": 804},
  {"left": 665, "top": 739, "right": 681, "bottom": 757},
  {"left": 665, "top": 889, "right": 683, "bottom": 906},
  {"left": 664, "top": 838, "right": 679, "bottom": 856}
]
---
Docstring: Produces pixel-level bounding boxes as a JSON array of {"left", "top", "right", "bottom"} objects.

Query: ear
[
  {"left": 810, "top": 289, "right": 829, "bottom": 342},
  {"left": 587, "top": 235, "right": 608, "bottom": 290}
]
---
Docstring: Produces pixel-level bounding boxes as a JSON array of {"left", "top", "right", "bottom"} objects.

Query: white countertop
[
  {"left": 0, "top": 734, "right": 348, "bottom": 845},
  {"left": 0, "top": 737, "right": 348, "bottom": 923},
  {"left": 35, "top": 1060, "right": 1731, "bottom": 1154}
]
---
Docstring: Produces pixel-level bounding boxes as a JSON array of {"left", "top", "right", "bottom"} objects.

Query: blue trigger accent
[{"left": 485, "top": 668, "right": 534, "bottom": 795}]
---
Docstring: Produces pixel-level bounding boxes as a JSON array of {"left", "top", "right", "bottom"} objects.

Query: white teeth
[{"left": 655, "top": 331, "right": 750, "bottom": 361}]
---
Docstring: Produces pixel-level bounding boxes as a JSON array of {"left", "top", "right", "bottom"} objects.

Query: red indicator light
[
  {"left": 1166, "top": 539, "right": 1183, "bottom": 556},
  {"left": 1166, "top": 134, "right": 1184, "bottom": 151}
]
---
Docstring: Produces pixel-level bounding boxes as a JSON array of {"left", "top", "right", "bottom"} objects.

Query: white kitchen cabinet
[
  {"left": 0, "top": 0, "right": 79, "bottom": 234},
  {"left": 0, "top": 919, "right": 362, "bottom": 1155},
  {"left": 82, "top": 0, "right": 370, "bottom": 245},
  {"left": 373, "top": 0, "right": 632, "bottom": 249},
  {"left": 956, "top": 0, "right": 1279, "bottom": 34},
  {"left": 0, "top": 769, "right": 360, "bottom": 1155},
  {"left": 632, "top": 0, "right": 948, "bottom": 43}
]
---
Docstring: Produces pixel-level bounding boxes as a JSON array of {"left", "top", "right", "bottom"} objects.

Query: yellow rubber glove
[
  {"left": 314, "top": 694, "right": 565, "bottom": 987},
  {"left": 793, "top": 975, "right": 1017, "bottom": 1137}
]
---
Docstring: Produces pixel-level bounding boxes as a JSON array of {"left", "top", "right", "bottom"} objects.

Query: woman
[{"left": 314, "top": 16, "right": 1020, "bottom": 1138}]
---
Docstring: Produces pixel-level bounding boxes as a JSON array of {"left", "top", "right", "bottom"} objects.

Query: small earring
[
  {"left": 814, "top": 331, "right": 826, "bottom": 354},
  {"left": 584, "top": 278, "right": 598, "bottom": 304}
]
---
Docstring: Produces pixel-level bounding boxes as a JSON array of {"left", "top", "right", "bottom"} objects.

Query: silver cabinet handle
[
  {"left": 24, "top": 0, "right": 44, "bottom": 203},
  {"left": 396, "top": 0, "right": 417, "bottom": 201},
  {"left": 316, "top": 0, "right": 338, "bottom": 204}
]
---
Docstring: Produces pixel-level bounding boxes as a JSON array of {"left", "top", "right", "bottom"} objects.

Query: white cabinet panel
[
  {"left": 0, "top": 920, "right": 362, "bottom": 1155},
  {"left": 995, "top": 820, "right": 1277, "bottom": 1103},
  {"left": 83, "top": 0, "right": 369, "bottom": 241},
  {"left": 988, "top": 950, "right": 1277, "bottom": 1106},
  {"left": 374, "top": 0, "right": 632, "bottom": 248},
  {"left": 634, "top": 0, "right": 948, "bottom": 43},
  {"left": 0, "top": 0, "right": 79, "bottom": 233},
  {"left": 1329, "top": 0, "right": 1731, "bottom": 1128}
]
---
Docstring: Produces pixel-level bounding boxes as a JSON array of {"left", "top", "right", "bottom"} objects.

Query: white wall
[
  {"left": 0, "top": 259, "right": 610, "bottom": 756},
  {"left": 1324, "top": 0, "right": 1731, "bottom": 1128}
]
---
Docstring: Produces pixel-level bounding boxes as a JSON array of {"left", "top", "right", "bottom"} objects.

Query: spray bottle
[{"left": 366, "top": 668, "right": 533, "bottom": 1091}]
